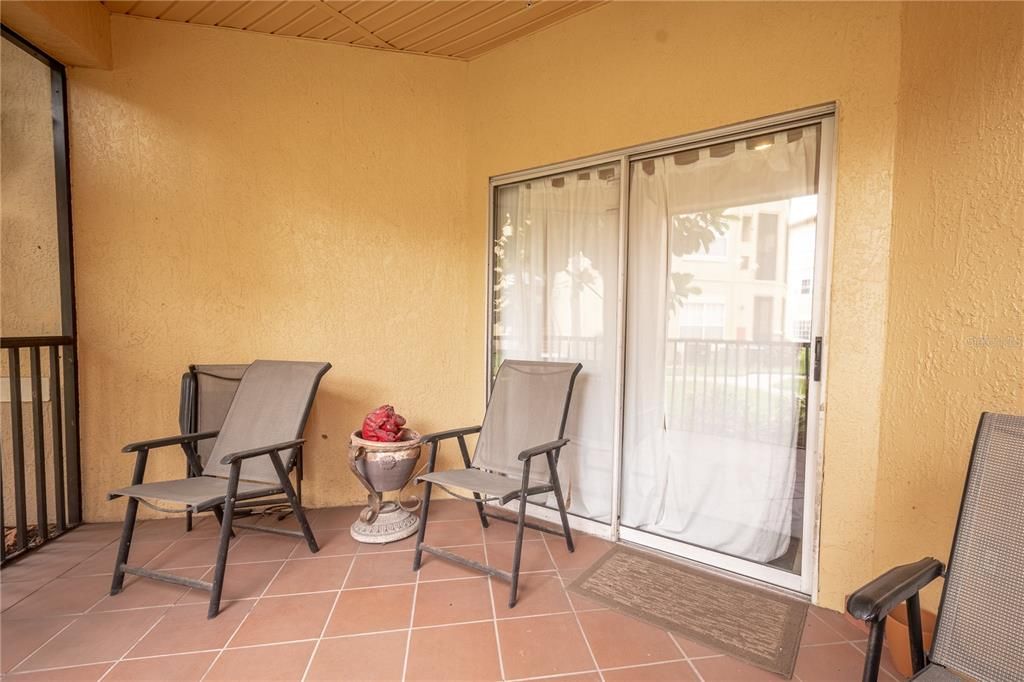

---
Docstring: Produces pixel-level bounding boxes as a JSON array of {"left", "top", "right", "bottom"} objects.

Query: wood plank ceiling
[{"left": 101, "top": 1, "right": 601, "bottom": 60}]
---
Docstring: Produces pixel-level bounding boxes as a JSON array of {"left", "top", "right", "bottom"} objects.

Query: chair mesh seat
[
  {"left": 418, "top": 468, "right": 533, "bottom": 501},
  {"left": 110, "top": 476, "right": 281, "bottom": 510}
]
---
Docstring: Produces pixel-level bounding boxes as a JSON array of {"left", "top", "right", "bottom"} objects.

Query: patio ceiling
[{"left": 100, "top": 0, "right": 603, "bottom": 60}]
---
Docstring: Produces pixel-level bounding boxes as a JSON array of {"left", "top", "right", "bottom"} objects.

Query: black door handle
[{"left": 813, "top": 336, "right": 823, "bottom": 382}]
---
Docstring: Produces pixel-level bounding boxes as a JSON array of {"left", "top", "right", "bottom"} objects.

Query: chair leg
[
  {"left": 267, "top": 449, "right": 317, "bottom": 552},
  {"left": 508, "top": 491, "right": 529, "bottom": 608},
  {"left": 862, "top": 619, "right": 886, "bottom": 682},
  {"left": 207, "top": 494, "right": 235, "bottom": 619},
  {"left": 456, "top": 435, "right": 488, "bottom": 529},
  {"left": 413, "top": 481, "right": 432, "bottom": 571},
  {"left": 547, "top": 451, "right": 574, "bottom": 553},
  {"left": 110, "top": 497, "right": 139, "bottom": 595},
  {"left": 471, "top": 492, "right": 489, "bottom": 530},
  {"left": 185, "top": 509, "right": 193, "bottom": 533},
  {"left": 212, "top": 504, "right": 235, "bottom": 538},
  {"left": 209, "top": 465, "right": 241, "bottom": 619},
  {"left": 907, "top": 594, "right": 926, "bottom": 674},
  {"left": 282, "top": 471, "right": 317, "bottom": 553}
]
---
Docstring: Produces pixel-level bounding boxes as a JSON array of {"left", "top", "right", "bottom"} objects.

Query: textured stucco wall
[
  {"left": 1, "top": 36, "right": 65, "bottom": 526},
  {"left": 68, "top": 17, "right": 474, "bottom": 522},
  {"left": 53, "top": 1, "right": 1022, "bottom": 612},
  {"left": 1, "top": 37, "right": 63, "bottom": 338},
  {"left": 465, "top": 1, "right": 903, "bottom": 609},
  {"left": 875, "top": 3, "right": 1024, "bottom": 610}
]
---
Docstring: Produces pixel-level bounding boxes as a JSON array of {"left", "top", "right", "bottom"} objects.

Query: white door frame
[{"left": 486, "top": 105, "right": 837, "bottom": 597}]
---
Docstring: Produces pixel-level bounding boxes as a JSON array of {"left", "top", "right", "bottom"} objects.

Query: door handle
[{"left": 813, "top": 336, "right": 823, "bottom": 382}]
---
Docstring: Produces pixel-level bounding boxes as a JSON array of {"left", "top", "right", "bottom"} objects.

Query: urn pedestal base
[{"left": 350, "top": 501, "right": 419, "bottom": 544}]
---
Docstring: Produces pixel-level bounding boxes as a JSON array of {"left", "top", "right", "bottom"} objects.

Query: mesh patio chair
[
  {"left": 413, "top": 360, "right": 583, "bottom": 607},
  {"left": 846, "top": 412, "right": 1024, "bottom": 682},
  {"left": 178, "top": 364, "right": 307, "bottom": 531},
  {"left": 108, "top": 360, "right": 331, "bottom": 618}
]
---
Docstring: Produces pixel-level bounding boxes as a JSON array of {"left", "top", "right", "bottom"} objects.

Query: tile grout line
[
  {"left": 6, "top": 659, "right": 121, "bottom": 677},
  {"left": 299, "top": 542, "right": 358, "bottom": 681},
  {"left": 197, "top": 537, "right": 293, "bottom": 682},
  {"left": 400, "top": 531, "right": 423, "bottom": 682},
  {"left": 8, "top": 511, "right": 882, "bottom": 682},
  {"left": 95, "top": 602, "right": 173, "bottom": 682},
  {"left": 670, "top": 633, "right": 706, "bottom": 682},
  {"left": 601, "top": 657, "right": 688, "bottom": 673},
  {"left": 541, "top": 532, "right": 605, "bottom": 682},
  {"left": 30, "top": 537, "right": 541, "bottom": 578},
  {"left": 3, "top": 524, "right": 130, "bottom": 675},
  {"left": 482, "top": 525, "right": 507, "bottom": 682},
  {"left": 6, "top": 617, "right": 81, "bottom": 674},
  {"left": 7, "top": 535, "right": 128, "bottom": 675}
]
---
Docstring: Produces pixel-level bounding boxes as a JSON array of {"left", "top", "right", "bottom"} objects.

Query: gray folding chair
[
  {"left": 413, "top": 360, "right": 582, "bottom": 607},
  {"left": 108, "top": 360, "right": 331, "bottom": 618},
  {"left": 179, "top": 364, "right": 246, "bottom": 532},
  {"left": 177, "top": 364, "right": 307, "bottom": 531},
  {"left": 847, "top": 412, "right": 1024, "bottom": 682}
]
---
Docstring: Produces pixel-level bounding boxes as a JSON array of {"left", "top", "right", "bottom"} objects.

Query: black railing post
[
  {"left": 7, "top": 347, "right": 28, "bottom": 551},
  {"left": 2, "top": 337, "right": 80, "bottom": 562},
  {"left": 49, "top": 346, "right": 67, "bottom": 532},
  {"left": 62, "top": 346, "right": 81, "bottom": 525},
  {"left": 29, "top": 347, "right": 48, "bottom": 541}
]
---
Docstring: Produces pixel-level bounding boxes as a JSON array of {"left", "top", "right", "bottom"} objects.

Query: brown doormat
[{"left": 568, "top": 546, "right": 808, "bottom": 678}]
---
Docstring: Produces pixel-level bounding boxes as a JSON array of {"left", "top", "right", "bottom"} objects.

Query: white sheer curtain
[
  {"left": 621, "top": 126, "right": 820, "bottom": 564},
  {"left": 493, "top": 165, "right": 620, "bottom": 522}
]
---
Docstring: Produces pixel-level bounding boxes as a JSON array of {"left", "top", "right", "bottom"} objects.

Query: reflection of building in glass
[{"left": 670, "top": 195, "right": 817, "bottom": 342}]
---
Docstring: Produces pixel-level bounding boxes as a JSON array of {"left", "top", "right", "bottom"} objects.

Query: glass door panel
[
  {"left": 621, "top": 124, "right": 824, "bottom": 577},
  {"left": 491, "top": 163, "right": 621, "bottom": 523}
]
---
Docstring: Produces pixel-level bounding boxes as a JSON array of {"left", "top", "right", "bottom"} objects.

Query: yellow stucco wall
[
  {"left": 1, "top": 36, "right": 63, "bottom": 338},
  {"left": 465, "top": 1, "right": 903, "bottom": 610},
  {"left": 54, "top": 2, "right": 1022, "bottom": 612},
  {"left": 68, "top": 16, "right": 476, "bottom": 523},
  {"left": 1, "top": 36, "right": 66, "bottom": 527},
  {"left": 874, "top": 3, "right": 1024, "bottom": 610}
]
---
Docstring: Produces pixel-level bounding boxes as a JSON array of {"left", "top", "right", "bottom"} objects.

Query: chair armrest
[
  {"left": 219, "top": 438, "right": 305, "bottom": 465},
  {"left": 518, "top": 438, "right": 570, "bottom": 461},
  {"left": 420, "top": 425, "right": 482, "bottom": 444},
  {"left": 846, "top": 557, "right": 944, "bottom": 621},
  {"left": 122, "top": 430, "right": 220, "bottom": 453}
]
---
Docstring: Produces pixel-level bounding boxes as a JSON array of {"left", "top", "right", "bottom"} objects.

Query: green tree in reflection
[{"left": 668, "top": 210, "right": 731, "bottom": 307}]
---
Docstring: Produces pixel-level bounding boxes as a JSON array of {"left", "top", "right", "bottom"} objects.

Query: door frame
[{"left": 485, "top": 104, "right": 837, "bottom": 597}]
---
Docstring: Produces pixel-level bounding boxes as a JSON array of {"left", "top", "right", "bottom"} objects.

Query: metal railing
[
  {"left": 2, "top": 335, "right": 81, "bottom": 563},
  {"left": 493, "top": 334, "right": 809, "bottom": 448},
  {"left": 492, "top": 335, "right": 603, "bottom": 369},
  {"left": 667, "top": 338, "right": 810, "bottom": 447}
]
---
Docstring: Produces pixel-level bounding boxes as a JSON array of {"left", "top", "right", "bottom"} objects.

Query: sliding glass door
[
  {"left": 488, "top": 108, "right": 834, "bottom": 592},
  {"left": 619, "top": 122, "right": 827, "bottom": 589},
  {"left": 491, "top": 162, "right": 621, "bottom": 524}
]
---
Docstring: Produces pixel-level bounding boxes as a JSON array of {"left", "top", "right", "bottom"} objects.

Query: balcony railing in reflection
[
  {"left": 667, "top": 338, "right": 810, "bottom": 447},
  {"left": 493, "top": 335, "right": 604, "bottom": 365},
  {"left": 495, "top": 335, "right": 809, "bottom": 448}
]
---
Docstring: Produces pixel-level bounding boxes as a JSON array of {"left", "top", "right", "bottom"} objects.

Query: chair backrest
[
  {"left": 930, "top": 412, "right": 1024, "bottom": 681},
  {"left": 202, "top": 360, "right": 331, "bottom": 484},
  {"left": 180, "top": 364, "right": 248, "bottom": 467},
  {"left": 473, "top": 360, "right": 582, "bottom": 484}
]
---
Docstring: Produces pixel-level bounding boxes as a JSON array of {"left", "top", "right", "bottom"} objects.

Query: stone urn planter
[{"left": 348, "top": 428, "right": 422, "bottom": 543}]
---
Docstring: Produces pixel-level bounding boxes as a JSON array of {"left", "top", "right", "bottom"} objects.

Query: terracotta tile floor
[{"left": 1, "top": 503, "right": 907, "bottom": 681}]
